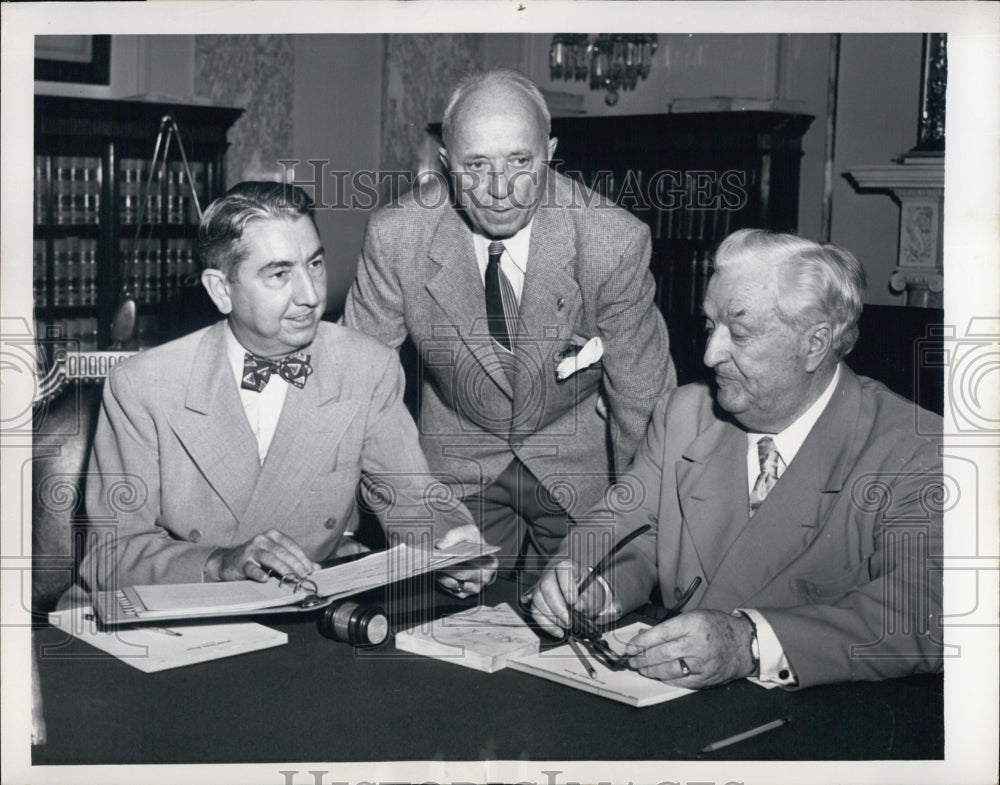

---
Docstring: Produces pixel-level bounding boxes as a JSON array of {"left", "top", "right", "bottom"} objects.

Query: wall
[
  {"left": 35, "top": 35, "right": 196, "bottom": 100},
  {"left": 517, "top": 32, "right": 923, "bottom": 306},
  {"left": 36, "top": 33, "right": 924, "bottom": 309},
  {"left": 195, "top": 35, "right": 294, "bottom": 187},
  {"left": 830, "top": 34, "right": 923, "bottom": 306},
  {"left": 292, "top": 35, "right": 384, "bottom": 316}
]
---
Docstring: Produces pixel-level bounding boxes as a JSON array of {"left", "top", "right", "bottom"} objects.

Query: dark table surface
[{"left": 32, "top": 574, "right": 943, "bottom": 765}]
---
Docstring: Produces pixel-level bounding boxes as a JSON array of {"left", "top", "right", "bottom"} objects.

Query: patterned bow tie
[{"left": 241, "top": 351, "right": 313, "bottom": 392}]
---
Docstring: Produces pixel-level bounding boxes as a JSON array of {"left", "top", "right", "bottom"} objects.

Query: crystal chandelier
[{"left": 549, "top": 34, "right": 658, "bottom": 106}]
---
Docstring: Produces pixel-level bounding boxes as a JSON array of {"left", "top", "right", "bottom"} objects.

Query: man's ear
[
  {"left": 201, "top": 268, "right": 233, "bottom": 315},
  {"left": 804, "top": 322, "right": 834, "bottom": 372},
  {"left": 547, "top": 136, "right": 558, "bottom": 161}
]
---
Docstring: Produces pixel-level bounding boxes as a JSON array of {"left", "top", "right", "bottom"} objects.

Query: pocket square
[{"left": 555, "top": 336, "right": 604, "bottom": 381}]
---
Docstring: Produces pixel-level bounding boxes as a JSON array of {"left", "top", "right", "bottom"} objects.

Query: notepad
[
  {"left": 508, "top": 621, "right": 695, "bottom": 707},
  {"left": 48, "top": 605, "right": 288, "bottom": 673},
  {"left": 395, "top": 603, "right": 540, "bottom": 673},
  {"left": 93, "top": 540, "right": 498, "bottom": 625}
]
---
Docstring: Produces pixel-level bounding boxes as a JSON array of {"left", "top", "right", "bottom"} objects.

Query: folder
[{"left": 92, "top": 540, "right": 497, "bottom": 625}]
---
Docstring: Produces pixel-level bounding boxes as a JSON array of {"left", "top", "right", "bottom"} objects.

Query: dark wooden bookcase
[
  {"left": 33, "top": 95, "right": 243, "bottom": 353},
  {"left": 549, "top": 111, "right": 813, "bottom": 382}
]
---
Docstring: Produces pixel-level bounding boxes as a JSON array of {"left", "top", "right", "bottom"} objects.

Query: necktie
[
  {"left": 484, "top": 240, "right": 514, "bottom": 351},
  {"left": 241, "top": 351, "right": 313, "bottom": 392},
  {"left": 749, "top": 436, "right": 782, "bottom": 516}
]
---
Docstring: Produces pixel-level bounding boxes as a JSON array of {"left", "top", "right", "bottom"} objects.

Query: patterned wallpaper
[
  {"left": 381, "top": 34, "right": 486, "bottom": 175},
  {"left": 194, "top": 35, "right": 294, "bottom": 188}
]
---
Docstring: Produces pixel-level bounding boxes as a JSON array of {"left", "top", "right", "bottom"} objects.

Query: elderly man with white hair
[{"left": 529, "top": 229, "right": 944, "bottom": 690}]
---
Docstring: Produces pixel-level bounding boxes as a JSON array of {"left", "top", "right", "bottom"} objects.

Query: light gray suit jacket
[
  {"left": 342, "top": 171, "right": 675, "bottom": 516},
  {"left": 81, "top": 320, "right": 472, "bottom": 590},
  {"left": 564, "top": 367, "right": 944, "bottom": 688}
]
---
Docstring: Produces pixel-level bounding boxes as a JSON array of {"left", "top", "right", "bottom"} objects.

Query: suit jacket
[
  {"left": 81, "top": 320, "right": 472, "bottom": 590},
  {"left": 342, "top": 171, "right": 675, "bottom": 516},
  {"left": 565, "top": 367, "right": 944, "bottom": 688}
]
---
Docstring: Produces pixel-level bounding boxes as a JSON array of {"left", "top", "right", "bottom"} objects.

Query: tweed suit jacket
[
  {"left": 342, "top": 171, "right": 675, "bottom": 517},
  {"left": 81, "top": 320, "right": 472, "bottom": 590},
  {"left": 564, "top": 367, "right": 944, "bottom": 688}
]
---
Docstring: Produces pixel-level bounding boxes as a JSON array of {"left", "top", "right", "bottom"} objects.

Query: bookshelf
[
  {"left": 548, "top": 111, "right": 814, "bottom": 383},
  {"left": 33, "top": 95, "right": 243, "bottom": 354}
]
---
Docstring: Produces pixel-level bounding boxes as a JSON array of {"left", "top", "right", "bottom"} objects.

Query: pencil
[
  {"left": 700, "top": 718, "right": 788, "bottom": 752},
  {"left": 567, "top": 638, "right": 598, "bottom": 679}
]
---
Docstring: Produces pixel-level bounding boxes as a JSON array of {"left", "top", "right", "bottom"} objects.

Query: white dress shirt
[
  {"left": 225, "top": 324, "right": 290, "bottom": 465},
  {"left": 740, "top": 363, "right": 841, "bottom": 688},
  {"left": 472, "top": 219, "right": 533, "bottom": 305}
]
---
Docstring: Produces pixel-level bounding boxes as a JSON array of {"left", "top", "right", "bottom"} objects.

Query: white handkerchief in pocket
[{"left": 555, "top": 336, "right": 604, "bottom": 381}]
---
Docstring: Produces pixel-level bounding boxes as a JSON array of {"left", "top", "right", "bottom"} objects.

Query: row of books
[
  {"left": 33, "top": 155, "right": 206, "bottom": 226},
  {"left": 33, "top": 238, "right": 99, "bottom": 308},
  {"left": 34, "top": 155, "right": 101, "bottom": 226},
  {"left": 119, "top": 238, "right": 200, "bottom": 305},
  {"left": 120, "top": 158, "right": 206, "bottom": 226},
  {"left": 33, "top": 237, "right": 199, "bottom": 309}
]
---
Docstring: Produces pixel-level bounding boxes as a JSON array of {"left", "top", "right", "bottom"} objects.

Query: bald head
[
  {"left": 441, "top": 69, "right": 551, "bottom": 148},
  {"left": 439, "top": 69, "right": 558, "bottom": 239}
]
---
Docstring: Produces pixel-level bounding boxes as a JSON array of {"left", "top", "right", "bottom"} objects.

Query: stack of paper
[
  {"left": 508, "top": 621, "right": 694, "bottom": 707},
  {"left": 395, "top": 603, "right": 540, "bottom": 673},
  {"left": 49, "top": 605, "right": 287, "bottom": 673}
]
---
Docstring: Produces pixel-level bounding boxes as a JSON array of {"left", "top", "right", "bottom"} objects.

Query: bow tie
[{"left": 241, "top": 351, "right": 313, "bottom": 392}]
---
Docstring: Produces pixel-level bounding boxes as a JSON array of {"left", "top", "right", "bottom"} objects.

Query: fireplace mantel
[{"left": 846, "top": 156, "right": 944, "bottom": 308}]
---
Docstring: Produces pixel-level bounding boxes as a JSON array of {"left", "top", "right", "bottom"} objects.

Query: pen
[
  {"left": 148, "top": 627, "right": 183, "bottom": 638},
  {"left": 700, "top": 717, "right": 789, "bottom": 753},
  {"left": 577, "top": 523, "right": 652, "bottom": 596},
  {"left": 567, "top": 638, "right": 598, "bottom": 679}
]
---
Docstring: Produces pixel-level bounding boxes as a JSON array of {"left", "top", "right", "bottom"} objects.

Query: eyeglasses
[{"left": 566, "top": 575, "right": 703, "bottom": 673}]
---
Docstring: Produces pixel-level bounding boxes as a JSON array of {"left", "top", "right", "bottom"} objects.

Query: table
[{"left": 31, "top": 575, "right": 943, "bottom": 764}]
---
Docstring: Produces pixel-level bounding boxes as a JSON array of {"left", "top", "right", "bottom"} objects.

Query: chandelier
[{"left": 549, "top": 34, "right": 658, "bottom": 106}]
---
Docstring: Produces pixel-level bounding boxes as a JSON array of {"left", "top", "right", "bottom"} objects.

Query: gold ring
[{"left": 678, "top": 658, "right": 691, "bottom": 677}]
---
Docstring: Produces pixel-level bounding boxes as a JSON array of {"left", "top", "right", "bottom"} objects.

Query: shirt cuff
[{"left": 737, "top": 608, "right": 798, "bottom": 689}]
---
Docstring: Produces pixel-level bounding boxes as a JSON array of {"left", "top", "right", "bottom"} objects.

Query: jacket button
[
  {"left": 324, "top": 517, "right": 337, "bottom": 530},
  {"left": 189, "top": 528, "right": 202, "bottom": 543},
  {"left": 779, "top": 669, "right": 790, "bottom": 680}
]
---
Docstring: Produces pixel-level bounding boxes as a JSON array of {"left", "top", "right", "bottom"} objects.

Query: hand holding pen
[{"left": 526, "top": 524, "right": 651, "bottom": 639}]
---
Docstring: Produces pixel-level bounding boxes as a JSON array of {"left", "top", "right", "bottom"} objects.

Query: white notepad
[
  {"left": 508, "top": 621, "right": 695, "bottom": 707},
  {"left": 48, "top": 605, "right": 287, "bottom": 673},
  {"left": 395, "top": 602, "right": 540, "bottom": 673}
]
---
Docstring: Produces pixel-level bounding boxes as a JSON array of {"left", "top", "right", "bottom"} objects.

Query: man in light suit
[
  {"left": 343, "top": 69, "right": 675, "bottom": 572},
  {"left": 529, "top": 229, "right": 944, "bottom": 689},
  {"left": 81, "top": 182, "right": 492, "bottom": 595}
]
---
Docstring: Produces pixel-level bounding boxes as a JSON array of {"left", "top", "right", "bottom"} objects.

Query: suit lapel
[
  {"left": 675, "top": 418, "right": 749, "bottom": 582},
  {"left": 425, "top": 207, "right": 513, "bottom": 398},
  {"left": 166, "top": 322, "right": 261, "bottom": 522},
  {"left": 706, "top": 368, "right": 865, "bottom": 605},
  {"left": 512, "top": 200, "right": 580, "bottom": 412},
  {"left": 242, "top": 334, "right": 359, "bottom": 532}
]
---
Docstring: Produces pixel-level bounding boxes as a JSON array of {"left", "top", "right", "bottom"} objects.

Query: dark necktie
[
  {"left": 241, "top": 351, "right": 313, "bottom": 392},
  {"left": 484, "top": 240, "right": 513, "bottom": 351},
  {"left": 749, "top": 435, "right": 782, "bottom": 516}
]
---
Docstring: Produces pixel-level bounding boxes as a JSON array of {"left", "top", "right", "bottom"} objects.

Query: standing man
[
  {"left": 80, "top": 182, "right": 492, "bottom": 596},
  {"left": 343, "top": 69, "right": 675, "bottom": 572},
  {"left": 529, "top": 230, "right": 944, "bottom": 689}
]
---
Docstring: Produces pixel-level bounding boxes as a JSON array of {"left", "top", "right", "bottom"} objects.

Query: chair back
[{"left": 32, "top": 350, "right": 134, "bottom": 613}]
